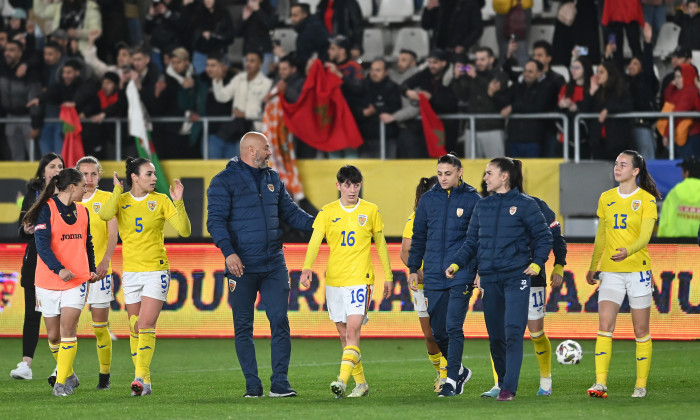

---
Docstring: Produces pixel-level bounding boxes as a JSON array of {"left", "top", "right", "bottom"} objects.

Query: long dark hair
[
  {"left": 620, "top": 150, "right": 662, "bottom": 200},
  {"left": 414, "top": 176, "right": 438, "bottom": 210},
  {"left": 23, "top": 168, "right": 84, "bottom": 226},
  {"left": 596, "top": 61, "right": 625, "bottom": 104},
  {"left": 125, "top": 156, "right": 152, "bottom": 189},
  {"left": 489, "top": 157, "right": 524, "bottom": 192},
  {"left": 28, "top": 153, "right": 65, "bottom": 191},
  {"left": 565, "top": 56, "right": 593, "bottom": 98}
]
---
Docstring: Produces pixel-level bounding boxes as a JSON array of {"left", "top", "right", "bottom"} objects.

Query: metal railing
[{"left": 573, "top": 111, "right": 700, "bottom": 163}]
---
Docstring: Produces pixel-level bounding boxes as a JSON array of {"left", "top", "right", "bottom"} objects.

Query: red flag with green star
[
  {"left": 418, "top": 93, "right": 447, "bottom": 158},
  {"left": 280, "top": 59, "right": 363, "bottom": 152},
  {"left": 59, "top": 105, "right": 85, "bottom": 168}
]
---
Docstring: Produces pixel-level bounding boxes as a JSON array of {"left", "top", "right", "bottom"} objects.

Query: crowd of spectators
[{"left": 0, "top": 0, "right": 699, "bottom": 162}]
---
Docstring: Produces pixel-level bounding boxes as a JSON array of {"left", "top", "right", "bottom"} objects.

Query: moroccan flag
[
  {"left": 418, "top": 94, "right": 447, "bottom": 158},
  {"left": 125, "top": 81, "right": 170, "bottom": 196},
  {"left": 280, "top": 59, "right": 363, "bottom": 152},
  {"left": 263, "top": 95, "right": 305, "bottom": 201},
  {"left": 60, "top": 105, "right": 85, "bottom": 168}
]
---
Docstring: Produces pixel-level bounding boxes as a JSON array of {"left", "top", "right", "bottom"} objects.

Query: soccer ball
[{"left": 556, "top": 340, "right": 583, "bottom": 365}]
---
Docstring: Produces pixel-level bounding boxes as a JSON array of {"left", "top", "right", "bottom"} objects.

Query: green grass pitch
[{"left": 1, "top": 338, "right": 697, "bottom": 419}]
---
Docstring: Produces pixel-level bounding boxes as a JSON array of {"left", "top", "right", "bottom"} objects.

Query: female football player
[
  {"left": 23, "top": 168, "right": 99, "bottom": 396},
  {"left": 400, "top": 176, "right": 447, "bottom": 392},
  {"left": 407, "top": 153, "right": 482, "bottom": 397},
  {"left": 446, "top": 157, "right": 553, "bottom": 401},
  {"left": 99, "top": 157, "right": 191, "bottom": 396},
  {"left": 586, "top": 150, "right": 661, "bottom": 399}
]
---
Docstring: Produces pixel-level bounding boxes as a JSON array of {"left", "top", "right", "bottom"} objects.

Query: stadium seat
[
  {"left": 531, "top": 0, "right": 543, "bottom": 17},
  {"left": 478, "top": 25, "right": 499, "bottom": 57},
  {"left": 528, "top": 24, "right": 555, "bottom": 54},
  {"left": 653, "top": 22, "right": 680, "bottom": 59},
  {"left": 299, "top": 0, "right": 321, "bottom": 14},
  {"left": 481, "top": 0, "right": 496, "bottom": 21},
  {"left": 551, "top": 65, "right": 570, "bottom": 83},
  {"left": 371, "top": 0, "right": 415, "bottom": 23},
  {"left": 273, "top": 28, "right": 298, "bottom": 54},
  {"left": 391, "top": 27, "right": 430, "bottom": 61},
  {"left": 361, "top": 28, "right": 385, "bottom": 61},
  {"left": 693, "top": 51, "right": 700, "bottom": 73},
  {"left": 357, "top": 0, "right": 373, "bottom": 18},
  {"left": 277, "top": 0, "right": 291, "bottom": 21},
  {"left": 228, "top": 39, "right": 244, "bottom": 66}
]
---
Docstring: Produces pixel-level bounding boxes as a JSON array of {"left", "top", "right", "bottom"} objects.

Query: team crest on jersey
[
  {"left": 631, "top": 200, "right": 641, "bottom": 211},
  {"left": 509, "top": 206, "right": 517, "bottom": 215},
  {"left": 358, "top": 214, "right": 367, "bottom": 226},
  {"left": 228, "top": 278, "right": 237, "bottom": 292},
  {"left": 92, "top": 202, "right": 101, "bottom": 213},
  {"left": 148, "top": 200, "right": 157, "bottom": 212},
  {"left": 267, "top": 184, "right": 275, "bottom": 192},
  {"left": 456, "top": 208, "right": 464, "bottom": 217}
]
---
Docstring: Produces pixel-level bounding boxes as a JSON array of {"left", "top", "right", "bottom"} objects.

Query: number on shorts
[
  {"left": 340, "top": 231, "right": 355, "bottom": 246},
  {"left": 100, "top": 276, "right": 111, "bottom": 291},
  {"left": 531, "top": 290, "right": 544, "bottom": 308},
  {"left": 160, "top": 274, "right": 168, "bottom": 290},
  {"left": 79, "top": 282, "right": 87, "bottom": 293},
  {"left": 350, "top": 287, "right": 365, "bottom": 304},
  {"left": 135, "top": 217, "right": 144, "bottom": 233},
  {"left": 639, "top": 271, "right": 651, "bottom": 285},
  {"left": 613, "top": 214, "right": 627, "bottom": 229}
]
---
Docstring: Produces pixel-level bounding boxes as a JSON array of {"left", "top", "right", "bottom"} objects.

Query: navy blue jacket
[
  {"left": 451, "top": 188, "right": 552, "bottom": 283},
  {"left": 408, "top": 181, "right": 481, "bottom": 289},
  {"left": 206, "top": 158, "right": 314, "bottom": 274},
  {"left": 529, "top": 195, "right": 567, "bottom": 287}
]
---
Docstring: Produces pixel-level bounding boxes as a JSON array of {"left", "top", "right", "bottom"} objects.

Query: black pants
[{"left": 22, "top": 283, "right": 42, "bottom": 359}]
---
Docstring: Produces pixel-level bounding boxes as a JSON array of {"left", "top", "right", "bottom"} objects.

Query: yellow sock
[
  {"left": 439, "top": 356, "right": 447, "bottom": 379},
  {"left": 129, "top": 315, "right": 139, "bottom": 368},
  {"left": 56, "top": 337, "right": 77, "bottom": 385},
  {"left": 530, "top": 330, "right": 551, "bottom": 378},
  {"left": 635, "top": 335, "right": 652, "bottom": 388},
  {"left": 490, "top": 355, "right": 498, "bottom": 386},
  {"left": 595, "top": 331, "right": 613, "bottom": 385},
  {"left": 49, "top": 341, "right": 60, "bottom": 362},
  {"left": 427, "top": 352, "right": 441, "bottom": 372},
  {"left": 93, "top": 321, "right": 112, "bottom": 374},
  {"left": 135, "top": 328, "right": 156, "bottom": 384},
  {"left": 339, "top": 346, "right": 360, "bottom": 384},
  {"left": 352, "top": 360, "right": 366, "bottom": 385}
]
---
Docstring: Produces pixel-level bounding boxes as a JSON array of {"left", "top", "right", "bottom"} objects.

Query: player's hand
[
  {"left": 416, "top": 269, "right": 424, "bottom": 285},
  {"left": 523, "top": 266, "right": 538, "bottom": 276},
  {"left": 550, "top": 273, "right": 563, "bottom": 288},
  {"left": 170, "top": 179, "right": 184, "bottom": 201},
  {"left": 89, "top": 272, "right": 100, "bottom": 283},
  {"left": 383, "top": 281, "right": 393, "bottom": 299},
  {"left": 226, "top": 254, "right": 245, "bottom": 277},
  {"left": 445, "top": 266, "right": 456, "bottom": 279},
  {"left": 112, "top": 171, "right": 123, "bottom": 188},
  {"left": 300, "top": 269, "right": 313, "bottom": 288},
  {"left": 23, "top": 224, "right": 36, "bottom": 234},
  {"left": 408, "top": 273, "right": 419, "bottom": 291},
  {"left": 611, "top": 247, "right": 628, "bottom": 262},
  {"left": 95, "top": 260, "right": 109, "bottom": 280},
  {"left": 586, "top": 270, "right": 597, "bottom": 285},
  {"left": 59, "top": 269, "right": 75, "bottom": 282},
  {"left": 474, "top": 274, "right": 481, "bottom": 290}
]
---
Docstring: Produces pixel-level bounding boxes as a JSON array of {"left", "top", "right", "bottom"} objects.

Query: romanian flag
[
  {"left": 60, "top": 105, "right": 85, "bottom": 168},
  {"left": 125, "top": 80, "right": 170, "bottom": 196},
  {"left": 418, "top": 94, "right": 447, "bottom": 158}
]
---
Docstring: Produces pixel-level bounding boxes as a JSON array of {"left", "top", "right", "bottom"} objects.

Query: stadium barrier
[{"left": 0, "top": 243, "right": 698, "bottom": 340}]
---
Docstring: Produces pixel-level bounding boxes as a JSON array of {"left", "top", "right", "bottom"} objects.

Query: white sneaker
[
  {"left": 330, "top": 379, "right": 346, "bottom": 398},
  {"left": 348, "top": 382, "right": 369, "bottom": 397},
  {"left": 10, "top": 362, "right": 32, "bottom": 380},
  {"left": 631, "top": 387, "right": 646, "bottom": 398}
]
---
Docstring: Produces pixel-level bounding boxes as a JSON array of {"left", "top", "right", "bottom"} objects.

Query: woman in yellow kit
[
  {"left": 300, "top": 165, "right": 393, "bottom": 398},
  {"left": 400, "top": 176, "right": 447, "bottom": 392},
  {"left": 99, "top": 157, "right": 191, "bottom": 396},
  {"left": 76, "top": 156, "right": 118, "bottom": 390},
  {"left": 586, "top": 150, "right": 661, "bottom": 399}
]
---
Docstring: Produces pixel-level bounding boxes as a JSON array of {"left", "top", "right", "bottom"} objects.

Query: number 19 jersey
[
  {"left": 78, "top": 189, "right": 113, "bottom": 274},
  {"left": 596, "top": 187, "right": 657, "bottom": 272},
  {"left": 314, "top": 199, "right": 384, "bottom": 287}
]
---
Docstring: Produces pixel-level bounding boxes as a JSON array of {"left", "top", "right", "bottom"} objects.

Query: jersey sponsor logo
[
  {"left": 35, "top": 223, "right": 46, "bottom": 230},
  {"left": 331, "top": 218, "right": 341, "bottom": 223},
  {"left": 228, "top": 278, "right": 237, "bottom": 292},
  {"left": 268, "top": 184, "right": 275, "bottom": 192},
  {"left": 606, "top": 202, "right": 616, "bottom": 207},
  {"left": 148, "top": 201, "right": 157, "bottom": 212},
  {"left": 60, "top": 233, "right": 83, "bottom": 241},
  {"left": 549, "top": 220, "right": 560, "bottom": 229},
  {"left": 632, "top": 199, "right": 641, "bottom": 211},
  {"left": 121, "top": 205, "right": 131, "bottom": 209},
  {"left": 92, "top": 202, "right": 102, "bottom": 213},
  {"left": 456, "top": 208, "right": 463, "bottom": 217},
  {"left": 509, "top": 206, "right": 517, "bottom": 215},
  {"left": 358, "top": 214, "right": 367, "bottom": 226}
]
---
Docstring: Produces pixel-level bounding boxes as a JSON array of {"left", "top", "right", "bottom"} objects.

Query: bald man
[{"left": 207, "top": 132, "right": 314, "bottom": 398}]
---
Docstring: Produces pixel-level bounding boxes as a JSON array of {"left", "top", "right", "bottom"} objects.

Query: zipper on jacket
[
  {"left": 493, "top": 194, "right": 503, "bottom": 272},
  {"left": 440, "top": 188, "right": 451, "bottom": 280},
  {"left": 258, "top": 176, "right": 270, "bottom": 261}
]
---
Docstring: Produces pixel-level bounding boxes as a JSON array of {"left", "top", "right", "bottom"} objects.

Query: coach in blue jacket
[
  {"left": 447, "top": 157, "right": 552, "bottom": 401},
  {"left": 207, "top": 132, "right": 314, "bottom": 398},
  {"left": 407, "top": 153, "right": 481, "bottom": 397}
]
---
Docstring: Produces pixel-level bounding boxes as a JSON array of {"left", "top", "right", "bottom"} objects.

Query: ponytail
[
  {"left": 23, "top": 168, "right": 84, "bottom": 226},
  {"left": 489, "top": 157, "right": 524, "bottom": 193},
  {"left": 414, "top": 176, "right": 438, "bottom": 210},
  {"left": 621, "top": 150, "right": 662, "bottom": 200},
  {"left": 125, "top": 156, "right": 151, "bottom": 189}
]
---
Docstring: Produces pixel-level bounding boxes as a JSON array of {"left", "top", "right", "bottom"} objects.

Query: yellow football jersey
[
  {"left": 78, "top": 189, "right": 113, "bottom": 273},
  {"left": 115, "top": 191, "right": 177, "bottom": 272},
  {"left": 596, "top": 187, "right": 657, "bottom": 272},
  {"left": 403, "top": 212, "right": 415, "bottom": 239},
  {"left": 314, "top": 199, "right": 384, "bottom": 287}
]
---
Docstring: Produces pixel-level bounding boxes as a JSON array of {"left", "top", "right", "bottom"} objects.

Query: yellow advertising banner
[{"left": 1, "top": 243, "right": 698, "bottom": 340}]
